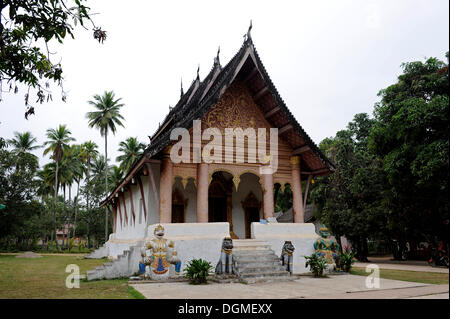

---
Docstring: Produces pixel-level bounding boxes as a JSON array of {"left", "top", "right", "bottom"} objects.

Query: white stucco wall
[
  {"left": 108, "top": 162, "right": 161, "bottom": 258},
  {"left": 251, "top": 222, "right": 319, "bottom": 274}
]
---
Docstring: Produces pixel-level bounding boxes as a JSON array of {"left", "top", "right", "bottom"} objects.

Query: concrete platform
[{"left": 130, "top": 273, "right": 449, "bottom": 299}]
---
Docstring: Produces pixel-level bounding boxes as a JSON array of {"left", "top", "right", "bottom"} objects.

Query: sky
[{"left": 0, "top": 0, "right": 449, "bottom": 172}]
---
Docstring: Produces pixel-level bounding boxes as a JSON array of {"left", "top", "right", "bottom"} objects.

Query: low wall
[
  {"left": 105, "top": 233, "right": 144, "bottom": 259},
  {"left": 146, "top": 222, "right": 230, "bottom": 272},
  {"left": 251, "top": 222, "right": 319, "bottom": 274}
]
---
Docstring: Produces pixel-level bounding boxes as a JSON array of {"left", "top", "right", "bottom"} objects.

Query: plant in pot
[
  {"left": 184, "top": 258, "right": 213, "bottom": 284},
  {"left": 340, "top": 251, "right": 355, "bottom": 272},
  {"left": 305, "top": 253, "right": 328, "bottom": 277}
]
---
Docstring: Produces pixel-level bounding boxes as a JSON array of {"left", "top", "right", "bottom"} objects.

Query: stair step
[
  {"left": 233, "top": 246, "right": 271, "bottom": 251},
  {"left": 240, "top": 271, "right": 290, "bottom": 278},
  {"left": 237, "top": 260, "right": 282, "bottom": 267},
  {"left": 244, "top": 276, "right": 295, "bottom": 284},
  {"left": 239, "top": 265, "right": 286, "bottom": 273},
  {"left": 233, "top": 250, "right": 275, "bottom": 257}
]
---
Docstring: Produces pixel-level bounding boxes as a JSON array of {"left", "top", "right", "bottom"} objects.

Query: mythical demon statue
[
  {"left": 280, "top": 241, "right": 295, "bottom": 274},
  {"left": 314, "top": 227, "right": 341, "bottom": 271},
  {"left": 215, "top": 237, "right": 234, "bottom": 275},
  {"left": 141, "top": 224, "right": 181, "bottom": 280}
]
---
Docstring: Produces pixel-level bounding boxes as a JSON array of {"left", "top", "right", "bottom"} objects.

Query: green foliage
[
  {"left": 310, "top": 113, "right": 387, "bottom": 261},
  {"left": 311, "top": 53, "right": 449, "bottom": 261},
  {"left": 116, "top": 137, "right": 145, "bottom": 173},
  {"left": 369, "top": 54, "right": 449, "bottom": 246},
  {"left": 275, "top": 184, "right": 292, "bottom": 212},
  {"left": 0, "top": 0, "right": 106, "bottom": 117},
  {"left": 304, "top": 253, "right": 328, "bottom": 277},
  {"left": 183, "top": 259, "right": 213, "bottom": 285},
  {"left": 68, "top": 238, "right": 75, "bottom": 252},
  {"left": 340, "top": 251, "right": 355, "bottom": 272},
  {"left": 86, "top": 91, "right": 125, "bottom": 137}
]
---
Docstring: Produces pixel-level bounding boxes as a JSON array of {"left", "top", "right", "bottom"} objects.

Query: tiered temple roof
[{"left": 102, "top": 32, "right": 335, "bottom": 206}]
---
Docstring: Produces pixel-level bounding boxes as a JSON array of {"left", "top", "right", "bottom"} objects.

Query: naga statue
[
  {"left": 280, "top": 241, "right": 295, "bottom": 274},
  {"left": 215, "top": 237, "right": 234, "bottom": 275},
  {"left": 141, "top": 224, "right": 181, "bottom": 280},
  {"left": 314, "top": 227, "right": 341, "bottom": 271}
]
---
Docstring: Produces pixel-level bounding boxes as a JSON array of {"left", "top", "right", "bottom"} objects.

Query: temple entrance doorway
[
  {"left": 208, "top": 171, "right": 235, "bottom": 237},
  {"left": 172, "top": 188, "right": 186, "bottom": 223},
  {"left": 242, "top": 191, "right": 261, "bottom": 239}
]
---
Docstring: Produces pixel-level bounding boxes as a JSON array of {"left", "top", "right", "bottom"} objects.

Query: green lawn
[
  {"left": 0, "top": 254, "right": 145, "bottom": 299},
  {"left": 350, "top": 267, "right": 449, "bottom": 285}
]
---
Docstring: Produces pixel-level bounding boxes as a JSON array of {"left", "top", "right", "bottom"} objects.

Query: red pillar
[
  {"left": 262, "top": 170, "right": 274, "bottom": 220},
  {"left": 196, "top": 163, "right": 209, "bottom": 222},
  {"left": 291, "top": 156, "right": 304, "bottom": 223},
  {"left": 159, "top": 153, "right": 173, "bottom": 223}
]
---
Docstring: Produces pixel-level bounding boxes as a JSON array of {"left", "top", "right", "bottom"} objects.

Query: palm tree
[
  {"left": 109, "top": 165, "right": 124, "bottom": 192},
  {"left": 78, "top": 141, "right": 99, "bottom": 240},
  {"left": 86, "top": 91, "right": 125, "bottom": 242},
  {"left": 116, "top": 137, "right": 145, "bottom": 173},
  {"left": 7, "top": 131, "right": 40, "bottom": 168},
  {"left": 43, "top": 125, "right": 75, "bottom": 250},
  {"left": 58, "top": 145, "right": 84, "bottom": 246},
  {"left": 8, "top": 131, "right": 40, "bottom": 155}
]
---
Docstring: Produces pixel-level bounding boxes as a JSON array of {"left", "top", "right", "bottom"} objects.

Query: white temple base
[{"left": 251, "top": 222, "right": 319, "bottom": 274}]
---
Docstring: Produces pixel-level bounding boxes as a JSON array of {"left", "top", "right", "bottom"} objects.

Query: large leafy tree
[
  {"left": 369, "top": 54, "right": 449, "bottom": 248},
  {"left": 0, "top": 0, "right": 106, "bottom": 118},
  {"left": 42, "top": 124, "right": 75, "bottom": 249},
  {"left": 311, "top": 114, "right": 387, "bottom": 261},
  {"left": 86, "top": 90, "right": 124, "bottom": 242},
  {"left": 0, "top": 140, "right": 41, "bottom": 249},
  {"left": 116, "top": 136, "right": 145, "bottom": 173}
]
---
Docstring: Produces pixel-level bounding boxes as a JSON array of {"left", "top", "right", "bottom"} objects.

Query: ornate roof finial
[
  {"left": 196, "top": 64, "right": 200, "bottom": 80},
  {"left": 244, "top": 20, "right": 252, "bottom": 41},
  {"left": 180, "top": 78, "right": 184, "bottom": 97},
  {"left": 214, "top": 46, "right": 221, "bottom": 66}
]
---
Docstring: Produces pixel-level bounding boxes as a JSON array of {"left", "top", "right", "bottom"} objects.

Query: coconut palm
[
  {"left": 7, "top": 131, "right": 40, "bottom": 168},
  {"left": 86, "top": 91, "right": 125, "bottom": 242},
  {"left": 8, "top": 131, "right": 40, "bottom": 155},
  {"left": 58, "top": 145, "right": 84, "bottom": 246},
  {"left": 43, "top": 124, "right": 75, "bottom": 250},
  {"left": 116, "top": 137, "right": 145, "bottom": 173},
  {"left": 78, "top": 141, "right": 99, "bottom": 238},
  {"left": 109, "top": 165, "right": 124, "bottom": 192}
]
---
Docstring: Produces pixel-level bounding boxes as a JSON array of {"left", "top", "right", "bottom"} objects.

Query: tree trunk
[
  {"left": 104, "top": 130, "right": 109, "bottom": 243},
  {"left": 73, "top": 181, "right": 80, "bottom": 238},
  {"left": 337, "top": 235, "right": 343, "bottom": 254},
  {"left": 87, "top": 222, "right": 90, "bottom": 249},
  {"left": 63, "top": 185, "right": 66, "bottom": 249},
  {"left": 68, "top": 184, "right": 71, "bottom": 243},
  {"left": 54, "top": 160, "right": 59, "bottom": 251}
]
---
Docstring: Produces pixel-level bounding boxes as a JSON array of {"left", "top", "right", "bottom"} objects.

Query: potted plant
[
  {"left": 340, "top": 251, "right": 355, "bottom": 272},
  {"left": 305, "top": 253, "right": 328, "bottom": 277},
  {"left": 184, "top": 259, "right": 213, "bottom": 284}
]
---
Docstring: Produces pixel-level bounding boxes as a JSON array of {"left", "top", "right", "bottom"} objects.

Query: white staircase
[
  {"left": 232, "top": 239, "right": 292, "bottom": 283},
  {"left": 86, "top": 245, "right": 141, "bottom": 281}
]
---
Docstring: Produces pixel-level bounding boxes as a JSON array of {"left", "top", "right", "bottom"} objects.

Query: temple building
[{"left": 88, "top": 29, "right": 335, "bottom": 279}]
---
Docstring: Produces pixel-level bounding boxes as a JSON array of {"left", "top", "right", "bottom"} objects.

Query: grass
[
  {"left": 350, "top": 267, "right": 449, "bottom": 285},
  {"left": 0, "top": 254, "right": 144, "bottom": 299}
]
